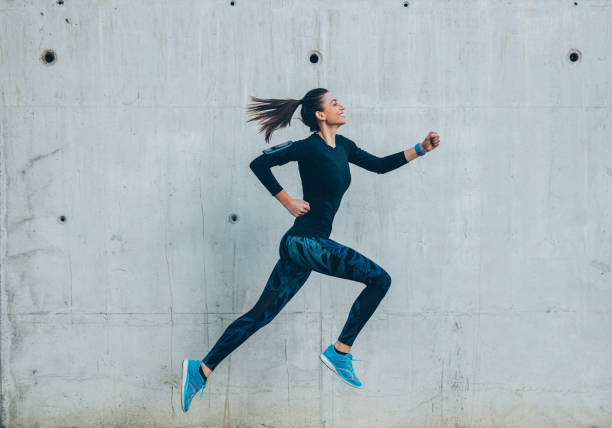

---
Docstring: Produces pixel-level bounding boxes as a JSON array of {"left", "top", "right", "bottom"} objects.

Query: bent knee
[
  {"left": 382, "top": 271, "right": 392, "bottom": 290},
  {"left": 370, "top": 270, "right": 391, "bottom": 291}
]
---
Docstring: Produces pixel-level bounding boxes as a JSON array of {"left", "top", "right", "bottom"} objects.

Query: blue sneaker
[
  {"left": 181, "top": 360, "right": 207, "bottom": 412},
  {"left": 320, "top": 344, "right": 363, "bottom": 388}
]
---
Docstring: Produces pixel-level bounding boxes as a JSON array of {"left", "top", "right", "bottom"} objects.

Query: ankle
[
  {"left": 334, "top": 341, "right": 351, "bottom": 354},
  {"left": 200, "top": 362, "right": 212, "bottom": 378},
  {"left": 334, "top": 346, "right": 348, "bottom": 356}
]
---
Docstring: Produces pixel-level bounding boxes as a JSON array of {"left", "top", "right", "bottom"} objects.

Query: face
[{"left": 315, "top": 92, "right": 346, "bottom": 127}]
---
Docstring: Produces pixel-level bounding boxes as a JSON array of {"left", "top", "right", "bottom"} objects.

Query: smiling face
[{"left": 315, "top": 92, "right": 346, "bottom": 128}]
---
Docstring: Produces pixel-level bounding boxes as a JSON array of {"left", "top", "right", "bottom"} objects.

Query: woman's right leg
[{"left": 201, "top": 255, "right": 312, "bottom": 373}]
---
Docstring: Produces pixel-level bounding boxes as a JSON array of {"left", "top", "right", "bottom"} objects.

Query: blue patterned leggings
[{"left": 201, "top": 233, "right": 392, "bottom": 371}]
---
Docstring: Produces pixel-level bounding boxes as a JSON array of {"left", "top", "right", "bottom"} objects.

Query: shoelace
[
  {"left": 197, "top": 376, "right": 206, "bottom": 400},
  {"left": 190, "top": 375, "right": 205, "bottom": 401},
  {"left": 190, "top": 383, "right": 204, "bottom": 401}
]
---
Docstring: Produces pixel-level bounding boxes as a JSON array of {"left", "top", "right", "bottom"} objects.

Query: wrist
[
  {"left": 275, "top": 189, "right": 292, "bottom": 206},
  {"left": 414, "top": 143, "right": 426, "bottom": 156}
]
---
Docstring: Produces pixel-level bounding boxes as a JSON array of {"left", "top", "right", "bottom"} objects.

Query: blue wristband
[{"left": 415, "top": 143, "right": 425, "bottom": 156}]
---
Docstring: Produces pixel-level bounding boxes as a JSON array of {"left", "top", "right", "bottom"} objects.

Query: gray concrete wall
[{"left": 1, "top": 0, "right": 611, "bottom": 427}]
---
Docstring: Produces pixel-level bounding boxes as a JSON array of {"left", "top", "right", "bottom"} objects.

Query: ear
[{"left": 315, "top": 110, "right": 326, "bottom": 121}]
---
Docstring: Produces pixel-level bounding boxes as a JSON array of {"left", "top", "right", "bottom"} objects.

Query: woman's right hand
[{"left": 284, "top": 198, "right": 310, "bottom": 217}]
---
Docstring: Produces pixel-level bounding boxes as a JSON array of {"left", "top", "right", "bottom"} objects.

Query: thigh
[
  {"left": 282, "top": 235, "right": 390, "bottom": 286},
  {"left": 263, "top": 256, "right": 312, "bottom": 302}
]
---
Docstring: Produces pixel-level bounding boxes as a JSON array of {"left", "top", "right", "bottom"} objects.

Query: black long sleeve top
[{"left": 249, "top": 132, "right": 408, "bottom": 238}]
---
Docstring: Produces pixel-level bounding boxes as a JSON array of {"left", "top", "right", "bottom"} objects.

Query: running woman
[{"left": 181, "top": 88, "right": 440, "bottom": 412}]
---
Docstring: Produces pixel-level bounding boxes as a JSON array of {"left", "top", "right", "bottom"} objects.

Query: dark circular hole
[
  {"left": 58, "top": 215, "right": 67, "bottom": 224},
  {"left": 41, "top": 49, "right": 56, "bottom": 64},
  {"left": 309, "top": 53, "right": 319, "bottom": 64},
  {"left": 574, "top": 2, "right": 578, "bottom": 5},
  {"left": 57, "top": 0, "right": 64, "bottom": 5},
  {"left": 404, "top": 1, "right": 409, "bottom": 6},
  {"left": 228, "top": 213, "right": 239, "bottom": 223},
  {"left": 567, "top": 49, "right": 581, "bottom": 63},
  {"left": 567, "top": 49, "right": 582, "bottom": 63},
  {"left": 230, "top": 0, "right": 235, "bottom": 5}
]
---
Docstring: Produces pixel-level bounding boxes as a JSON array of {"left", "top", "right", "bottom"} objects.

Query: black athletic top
[{"left": 249, "top": 132, "right": 408, "bottom": 238}]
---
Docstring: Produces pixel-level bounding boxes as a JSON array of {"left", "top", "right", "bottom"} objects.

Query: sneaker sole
[
  {"left": 320, "top": 353, "right": 362, "bottom": 388},
  {"left": 181, "top": 360, "right": 189, "bottom": 412}
]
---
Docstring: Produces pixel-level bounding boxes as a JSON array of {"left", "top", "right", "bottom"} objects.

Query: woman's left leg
[{"left": 282, "top": 235, "right": 392, "bottom": 347}]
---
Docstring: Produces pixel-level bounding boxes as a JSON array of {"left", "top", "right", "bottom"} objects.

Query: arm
[
  {"left": 249, "top": 140, "right": 310, "bottom": 216},
  {"left": 273, "top": 189, "right": 292, "bottom": 207},
  {"left": 402, "top": 146, "right": 424, "bottom": 163},
  {"left": 347, "top": 139, "right": 409, "bottom": 174},
  {"left": 249, "top": 140, "right": 301, "bottom": 196}
]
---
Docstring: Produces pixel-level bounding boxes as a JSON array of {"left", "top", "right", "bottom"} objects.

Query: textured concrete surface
[{"left": 1, "top": 0, "right": 611, "bottom": 427}]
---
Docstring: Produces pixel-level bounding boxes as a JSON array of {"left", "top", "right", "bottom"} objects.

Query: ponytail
[{"left": 246, "top": 88, "right": 328, "bottom": 144}]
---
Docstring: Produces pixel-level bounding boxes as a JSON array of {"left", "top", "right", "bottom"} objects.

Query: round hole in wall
[
  {"left": 57, "top": 0, "right": 64, "bottom": 5},
  {"left": 567, "top": 49, "right": 581, "bottom": 63},
  {"left": 308, "top": 51, "right": 321, "bottom": 64},
  {"left": 230, "top": 0, "right": 235, "bottom": 5},
  {"left": 41, "top": 49, "right": 56, "bottom": 65},
  {"left": 403, "top": 1, "right": 409, "bottom": 7},
  {"left": 228, "top": 213, "right": 240, "bottom": 223},
  {"left": 58, "top": 215, "right": 67, "bottom": 224}
]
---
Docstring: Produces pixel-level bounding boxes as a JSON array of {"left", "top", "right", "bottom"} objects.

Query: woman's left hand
[{"left": 421, "top": 132, "right": 440, "bottom": 152}]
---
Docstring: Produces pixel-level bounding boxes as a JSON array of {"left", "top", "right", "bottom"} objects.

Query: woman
[{"left": 181, "top": 88, "right": 440, "bottom": 412}]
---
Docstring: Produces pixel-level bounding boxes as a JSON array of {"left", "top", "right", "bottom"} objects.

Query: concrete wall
[{"left": 1, "top": 0, "right": 611, "bottom": 426}]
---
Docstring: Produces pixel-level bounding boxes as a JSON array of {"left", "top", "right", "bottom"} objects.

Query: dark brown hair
[{"left": 246, "top": 88, "right": 328, "bottom": 143}]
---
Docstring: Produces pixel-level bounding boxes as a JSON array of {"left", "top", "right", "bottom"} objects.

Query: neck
[{"left": 316, "top": 124, "right": 339, "bottom": 146}]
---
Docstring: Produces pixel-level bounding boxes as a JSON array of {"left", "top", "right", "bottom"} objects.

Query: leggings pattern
[{"left": 202, "top": 233, "right": 391, "bottom": 371}]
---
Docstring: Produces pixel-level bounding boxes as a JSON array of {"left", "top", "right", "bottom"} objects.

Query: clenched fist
[
  {"left": 284, "top": 198, "right": 310, "bottom": 218},
  {"left": 421, "top": 132, "right": 440, "bottom": 152}
]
